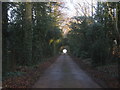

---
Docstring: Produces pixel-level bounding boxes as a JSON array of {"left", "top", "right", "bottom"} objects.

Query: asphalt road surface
[{"left": 33, "top": 54, "right": 101, "bottom": 88}]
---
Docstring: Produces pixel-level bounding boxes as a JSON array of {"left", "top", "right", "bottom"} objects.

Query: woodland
[{"left": 2, "top": 1, "right": 120, "bottom": 88}]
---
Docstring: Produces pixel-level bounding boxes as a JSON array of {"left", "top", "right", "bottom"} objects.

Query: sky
[
  {"left": 59, "top": 0, "right": 97, "bottom": 35},
  {"left": 61, "top": 0, "right": 97, "bottom": 18}
]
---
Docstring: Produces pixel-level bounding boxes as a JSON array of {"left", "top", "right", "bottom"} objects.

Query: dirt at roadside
[
  {"left": 2, "top": 56, "right": 59, "bottom": 88},
  {"left": 72, "top": 56, "right": 120, "bottom": 88}
]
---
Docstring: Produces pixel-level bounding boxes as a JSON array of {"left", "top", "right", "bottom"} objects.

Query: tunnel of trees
[
  {"left": 67, "top": 2, "right": 120, "bottom": 83},
  {"left": 2, "top": 1, "right": 120, "bottom": 88},
  {"left": 67, "top": 2, "right": 120, "bottom": 66},
  {"left": 2, "top": 2, "right": 63, "bottom": 77}
]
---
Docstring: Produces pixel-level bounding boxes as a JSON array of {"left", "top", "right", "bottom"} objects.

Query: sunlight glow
[{"left": 63, "top": 49, "right": 67, "bottom": 54}]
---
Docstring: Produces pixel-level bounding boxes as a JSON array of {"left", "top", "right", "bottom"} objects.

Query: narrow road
[{"left": 33, "top": 54, "right": 101, "bottom": 88}]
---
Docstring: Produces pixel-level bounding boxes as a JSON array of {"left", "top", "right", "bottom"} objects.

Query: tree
[
  {"left": 2, "top": 2, "right": 9, "bottom": 75},
  {"left": 2, "top": 2, "right": 62, "bottom": 78},
  {"left": 68, "top": 2, "right": 120, "bottom": 67},
  {"left": 23, "top": 2, "right": 32, "bottom": 65}
]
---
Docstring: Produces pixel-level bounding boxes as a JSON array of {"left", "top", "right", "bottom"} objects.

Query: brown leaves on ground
[
  {"left": 2, "top": 56, "right": 58, "bottom": 88},
  {"left": 72, "top": 56, "right": 120, "bottom": 88}
]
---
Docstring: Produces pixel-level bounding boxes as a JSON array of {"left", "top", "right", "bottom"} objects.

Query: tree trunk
[
  {"left": 2, "top": 2, "right": 9, "bottom": 75},
  {"left": 116, "top": 3, "right": 120, "bottom": 85},
  {"left": 23, "top": 2, "right": 32, "bottom": 65}
]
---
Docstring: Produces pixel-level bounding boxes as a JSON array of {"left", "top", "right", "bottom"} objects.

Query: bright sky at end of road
[{"left": 63, "top": 49, "right": 67, "bottom": 54}]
